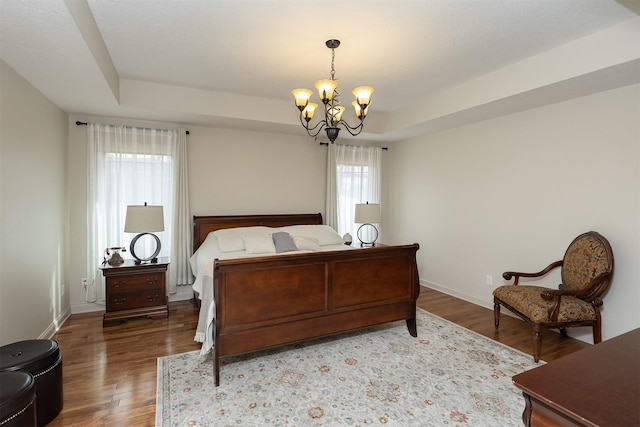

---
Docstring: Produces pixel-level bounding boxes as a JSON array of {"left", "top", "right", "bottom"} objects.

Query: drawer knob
[
  {"left": 146, "top": 277, "right": 159, "bottom": 286},
  {"left": 114, "top": 297, "right": 127, "bottom": 305},
  {"left": 114, "top": 281, "right": 126, "bottom": 288}
]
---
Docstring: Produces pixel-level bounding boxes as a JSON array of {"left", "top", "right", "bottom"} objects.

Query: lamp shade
[
  {"left": 352, "top": 101, "right": 370, "bottom": 119},
  {"left": 303, "top": 102, "right": 318, "bottom": 120},
  {"left": 314, "top": 79, "right": 338, "bottom": 101},
  {"left": 124, "top": 205, "right": 164, "bottom": 233},
  {"left": 329, "top": 105, "right": 346, "bottom": 123},
  {"left": 291, "top": 88, "right": 313, "bottom": 109},
  {"left": 354, "top": 203, "right": 381, "bottom": 224},
  {"left": 352, "top": 86, "right": 374, "bottom": 106}
]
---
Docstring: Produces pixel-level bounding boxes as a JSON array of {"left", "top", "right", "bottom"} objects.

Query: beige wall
[
  {"left": 67, "top": 118, "right": 328, "bottom": 312},
  {"left": 0, "top": 60, "right": 69, "bottom": 345},
  {"left": 187, "top": 126, "right": 327, "bottom": 216},
  {"left": 3, "top": 57, "right": 638, "bottom": 344},
  {"left": 388, "top": 83, "right": 640, "bottom": 342}
]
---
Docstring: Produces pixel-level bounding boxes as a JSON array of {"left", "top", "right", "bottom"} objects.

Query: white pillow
[
  {"left": 292, "top": 236, "right": 321, "bottom": 251},
  {"left": 243, "top": 235, "right": 276, "bottom": 254},
  {"left": 213, "top": 226, "right": 272, "bottom": 252},
  {"left": 280, "top": 225, "right": 344, "bottom": 246}
]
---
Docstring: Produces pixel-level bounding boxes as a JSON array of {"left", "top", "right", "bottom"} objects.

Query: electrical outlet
[
  {"left": 486, "top": 275, "right": 493, "bottom": 286},
  {"left": 81, "top": 278, "right": 87, "bottom": 289}
]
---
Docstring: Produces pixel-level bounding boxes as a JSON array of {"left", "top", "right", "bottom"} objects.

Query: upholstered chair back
[{"left": 561, "top": 232, "right": 613, "bottom": 301}]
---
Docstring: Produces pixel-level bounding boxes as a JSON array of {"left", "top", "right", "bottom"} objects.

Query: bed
[{"left": 190, "top": 213, "right": 420, "bottom": 386}]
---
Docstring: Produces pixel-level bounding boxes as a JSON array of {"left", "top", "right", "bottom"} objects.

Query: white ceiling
[{"left": 1, "top": 0, "right": 638, "bottom": 142}]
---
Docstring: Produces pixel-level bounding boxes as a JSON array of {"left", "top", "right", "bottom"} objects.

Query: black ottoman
[
  {"left": 0, "top": 340, "right": 63, "bottom": 426},
  {"left": 0, "top": 371, "right": 37, "bottom": 427}
]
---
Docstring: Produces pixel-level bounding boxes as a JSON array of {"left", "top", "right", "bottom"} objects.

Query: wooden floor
[{"left": 47, "top": 287, "right": 591, "bottom": 426}]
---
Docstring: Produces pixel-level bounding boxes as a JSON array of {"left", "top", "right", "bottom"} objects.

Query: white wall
[
  {"left": 67, "top": 118, "right": 328, "bottom": 312},
  {"left": 0, "top": 60, "right": 69, "bottom": 345},
  {"left": 388, "top": 83, "right": 640, "bottom": 342}
]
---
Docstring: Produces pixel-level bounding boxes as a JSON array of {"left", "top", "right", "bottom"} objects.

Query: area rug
[{"left": 156, "top": 309, "right": 540, "bottom": 426}]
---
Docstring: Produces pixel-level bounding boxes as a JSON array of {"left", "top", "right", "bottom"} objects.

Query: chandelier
[{"left": 291, "top": 39, "right": 374, "bottom": 144}]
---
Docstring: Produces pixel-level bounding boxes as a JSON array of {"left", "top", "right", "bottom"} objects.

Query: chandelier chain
[
  {"left": 330, "top": 47, "right": 336, "bottom": 81},
  {"left": 330, "top": 47, "right": 340, "bottom": 104}
]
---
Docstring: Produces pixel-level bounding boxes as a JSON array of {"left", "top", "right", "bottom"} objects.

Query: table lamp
[
  {"left": 354, "top": 202, "right": 381, "bottom": 247},
  {"left": 124, "top": 203, "right": 164, "bottom": 264}
]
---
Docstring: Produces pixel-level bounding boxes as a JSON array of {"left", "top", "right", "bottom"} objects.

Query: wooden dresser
[
  {"left": 513, "top": 328, "right": 640, "bottom": 426},
  {"left": 100, "top": 257, "right": 169, "bottom": 326}
]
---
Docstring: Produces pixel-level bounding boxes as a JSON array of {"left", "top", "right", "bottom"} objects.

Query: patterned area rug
[{"left": 156, "top": 309, "right": 539, "bottom": 426}]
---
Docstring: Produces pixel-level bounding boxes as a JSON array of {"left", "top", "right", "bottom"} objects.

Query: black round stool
[
  {"left": 0, "top": 340, "right": 63, "bottom": 426},
  {"left": 0, "top": 371, "right": 37, "bottom": 427}
]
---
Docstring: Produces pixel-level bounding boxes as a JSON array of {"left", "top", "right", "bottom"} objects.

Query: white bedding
[{"left": 191, "top": 225, "right": 354, "bottom": 354}]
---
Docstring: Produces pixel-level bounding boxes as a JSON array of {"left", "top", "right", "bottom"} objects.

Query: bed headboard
[{"left": 193, "top": 213, "right": 323, "bottom": 252}]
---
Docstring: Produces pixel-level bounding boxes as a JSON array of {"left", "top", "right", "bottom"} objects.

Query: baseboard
[
  {"left": 169, "top": 286, "right": 194, "bottom": 302},
  {"left": 40, "top": 306, "right": 72, "bottom": 339},
  {"left": 71, "top": 301, "right": 106, "bottom": 314},
  {"left": 421, "top": 279, "right": 495, "bottom": 311}
]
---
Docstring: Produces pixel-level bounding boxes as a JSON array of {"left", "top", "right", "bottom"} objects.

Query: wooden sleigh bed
[{"left": 192, "top": 213, "right": 420, "bottom": 386}]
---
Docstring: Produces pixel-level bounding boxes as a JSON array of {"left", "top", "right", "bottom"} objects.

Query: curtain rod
[
  {"left": 75, "top": 121, "right": 189, "bottom": 135},
  {"left": 319, "top": 142, "right": 388, "bottom": 150}
]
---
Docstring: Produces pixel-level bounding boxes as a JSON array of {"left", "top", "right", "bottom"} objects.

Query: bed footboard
[{"left": 212, "top": 243, "right": 420, "bottom": 386}]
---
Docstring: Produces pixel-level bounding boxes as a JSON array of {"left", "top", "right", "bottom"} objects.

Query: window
[
  {"left": 326, "top": 144, "right": 382, "bottom": 240},
  {"left": 103, "top": 151, "right": 174, "bottom": 260}
]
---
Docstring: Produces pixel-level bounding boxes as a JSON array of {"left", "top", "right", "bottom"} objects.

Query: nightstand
[{"left": 100, "top": 257, "right": 169, "bottom": 326}]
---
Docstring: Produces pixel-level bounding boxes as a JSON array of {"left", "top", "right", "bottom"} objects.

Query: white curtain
[
  {"left": 87, "top": 124, "right": 192, "bottom": 301},
  {"left": 325, "top": 144, "right": 382, "bottom": 240},
  {"left": 169, "top": 129, "right": 192, "bottom": 293}
]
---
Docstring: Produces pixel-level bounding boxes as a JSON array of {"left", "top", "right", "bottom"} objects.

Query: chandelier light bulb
[
  {"left": 352, "top": 101, "right": 369, "bottom": 119},
  {"left": 302, "top": 102, "right": 318, "bottom": 121},
  {"left": 329, "top": 105, "right": 346, "bottom": 124},
  {"left": 314, "top": 79, "right": 338, "bottom": 103},
  {"left": 352, "top": 86, "right": 374, "bottom": 107}
]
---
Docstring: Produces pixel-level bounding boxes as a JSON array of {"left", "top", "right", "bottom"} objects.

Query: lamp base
[
  {"left": 133, "top": 258, "right": 158, "bottom": 265},
  {"left": 356, "top": 223, "right": 378, "bottom": 247},
  {"left": 130, "top": 233, "right": 161, "bottom": 264}
]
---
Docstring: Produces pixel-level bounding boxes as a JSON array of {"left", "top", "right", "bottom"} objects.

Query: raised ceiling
[{"left": 1, "top": 0, "right": 638, "bottom": 141}]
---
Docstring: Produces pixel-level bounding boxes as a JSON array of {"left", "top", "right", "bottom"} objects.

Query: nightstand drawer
[
  {"left": 107, "top": 290, "right": 165, "bottom": 311},
  {"left": 107, "top": 274, "right": 165, "bottom": 292}
]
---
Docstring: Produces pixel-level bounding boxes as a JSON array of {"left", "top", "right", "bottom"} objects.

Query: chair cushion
[{"left": 493, "top": 285, "right": 596, "bottom": 323}]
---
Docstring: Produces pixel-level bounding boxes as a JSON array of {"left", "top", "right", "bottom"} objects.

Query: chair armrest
[
  {"left": 540, "top": 271, "right": 611, "bottom": 320},
  {"left": 540, "top": 289, "right": 584, "bottom": 321},
  {"left": 502, "top": 260, "right": 563, "bottom": 285}
]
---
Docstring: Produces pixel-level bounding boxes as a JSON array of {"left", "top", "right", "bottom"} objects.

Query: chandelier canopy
[{"left": 291, "top": 39, "right": 374, "bottom": 144}]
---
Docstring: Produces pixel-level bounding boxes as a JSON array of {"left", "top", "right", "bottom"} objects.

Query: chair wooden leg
[
  {"left": 493, "top": 299, "right": 501, "bottom": 329},
  {"left": 559, "top": 327, "right": 568, "bottom": 338},
  {"left": 532, "top": 325, "right": 542, "bottom": 363},
  {"left": 593, "top": 323, "right": 602, "bottom": 344}
]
